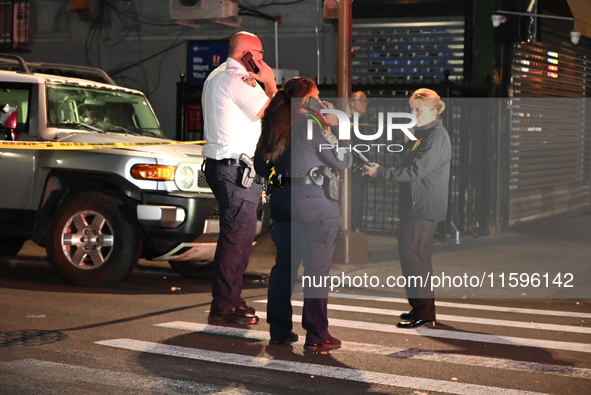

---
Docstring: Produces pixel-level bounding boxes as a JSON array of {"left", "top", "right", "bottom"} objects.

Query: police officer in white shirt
[{"left": 202, "top": 31, "right": 277, "bottom": 325}]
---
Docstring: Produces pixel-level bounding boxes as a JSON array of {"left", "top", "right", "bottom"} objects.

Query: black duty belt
[
  {"left": 271, "top": 175, "right": 317, "bottom": 188},
  {"left": 206, "top": 158, "right": 242, "bottom": 166}
]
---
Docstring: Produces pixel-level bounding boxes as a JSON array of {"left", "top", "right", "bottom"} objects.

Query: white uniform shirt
[{"left": 202, "top": 57, "right": 269, "bottom": 159}]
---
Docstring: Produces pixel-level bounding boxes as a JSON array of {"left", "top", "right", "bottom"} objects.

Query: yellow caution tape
[
  {"left": 356, "top": 123, "right": 380, "bottom": 127},
  {"left": 0, "top": 140, "right": 207, "bottom": 150}
]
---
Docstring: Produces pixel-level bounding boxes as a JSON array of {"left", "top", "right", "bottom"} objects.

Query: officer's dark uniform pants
[
  {"left": 398, "top": 217, "right": 438, "bottom": 321},
  {"left": 297, "top": 220, "right": 339, "bottom": 344},
  {"left": 266, "top": 187, "right": 296, "bottom": 339},
  {"left": 267, "top": 186, "right": 340, "bottom": 345},
  {"left": 205, "top": 161, "right": 262, "bottom": 313}
]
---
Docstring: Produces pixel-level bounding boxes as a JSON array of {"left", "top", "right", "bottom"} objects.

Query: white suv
[{"left": 0, "top": 55, "right": 222, "bottom": 287}]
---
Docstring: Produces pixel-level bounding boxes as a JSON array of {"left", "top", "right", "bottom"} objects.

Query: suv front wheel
[{"left": 46, "top": 191, "right": 141, "bottom": 287}]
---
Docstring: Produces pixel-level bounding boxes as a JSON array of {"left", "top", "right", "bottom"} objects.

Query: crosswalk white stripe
[
  {"left": 253, "top": 299, "right": 591, "bottom": 334},
  {"left": 255, "top": 312, "right": 591, "bottom": 353},
  {"left": 2, "top": 359, "right": 268, "bottom": 394},
  {"left": 155, "top": 321, "right": 591, "bottom": 379},
  {"left": 96, "top": 338, "right": 552, "bottom": 395},
  {"left": 327, "top": 293, "right": 591, "bottom": 319}
]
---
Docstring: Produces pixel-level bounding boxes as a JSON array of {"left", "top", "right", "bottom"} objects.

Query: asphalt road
[{"left": 1, "top": 246, "right": 590, "bottom": 394}]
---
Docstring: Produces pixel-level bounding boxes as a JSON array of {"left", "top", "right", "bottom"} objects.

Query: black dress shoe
[
  {"left": 237, "top": 299, "right": 256, "bottom": 315},
  {"left": 396, "top": 318, "right": 435, "bottom": 328},
  {"left": 208, "top": 308, "right": 259, "bottom": 325},
  {"left": 269, "top": 332, "right": 299, "bottom": 345},
  {"left": 399, "top": 312, "right": 413, "bottom": 320},
  {"left": 304, "top": 336, "right": 342, "bottom": 351}
]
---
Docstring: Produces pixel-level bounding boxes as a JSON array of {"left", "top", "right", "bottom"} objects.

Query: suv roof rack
[
  {"left": 0, "top": 54, "right": 31, "bottom": 74},
  {"left": 0, "top": 54, "right": 116, "bottom": 85}
]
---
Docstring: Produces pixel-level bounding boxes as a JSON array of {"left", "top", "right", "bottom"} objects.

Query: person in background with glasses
[
  {"left": 202, "top": 31, "right": 277, "bottom": 325},
  {"left": 349, "top": 91, "right": 369, "bottom": 115}
]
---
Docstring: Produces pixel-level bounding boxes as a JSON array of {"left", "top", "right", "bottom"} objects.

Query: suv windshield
[{"left": 46, "top": 83, "right": 164, "bottom": 138}]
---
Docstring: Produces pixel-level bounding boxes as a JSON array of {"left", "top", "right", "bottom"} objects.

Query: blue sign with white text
[{"left": 187, "top": 41, "right": 229, "bottom": 86}]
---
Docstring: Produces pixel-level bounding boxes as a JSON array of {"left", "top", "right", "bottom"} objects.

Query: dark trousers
[
  {"left": 297, "top": 220, "right": 339, "bottom": 344},
  {"left": 266, "top": 186, "right": 340, "bottom": 344},
  {"left": 205, "top": 161, "right": 262, "bottom": 313},
  {"left": 398, "top": 217, "right": 438, "bottom": 321},
  {"left": 267, "top": 188, "right": 296, "bottom": 339}
]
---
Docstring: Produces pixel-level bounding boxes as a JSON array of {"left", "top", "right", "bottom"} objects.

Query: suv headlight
[
  {"left": 131, "top": 164, "right": 176, "bottom": 181},
  {"left": 131, "top": 163, "right": 200, "bottom": 191},
  {"left": 175, "top": 164, "right": 195, "bottom": 190}
]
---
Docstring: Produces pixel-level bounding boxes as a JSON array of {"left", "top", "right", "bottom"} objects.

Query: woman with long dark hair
[{"left": 255, "top": 77, "right": 352, "bottom": 351}]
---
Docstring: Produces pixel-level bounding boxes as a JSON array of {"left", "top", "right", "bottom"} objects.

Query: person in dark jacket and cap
[{"left": 363, "top": 88, "right": 451, "bottom": 328}]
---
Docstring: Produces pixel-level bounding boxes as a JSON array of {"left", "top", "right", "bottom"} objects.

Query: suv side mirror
[{"left": 0, "top": 104, "right": 18, "bottom": 140}]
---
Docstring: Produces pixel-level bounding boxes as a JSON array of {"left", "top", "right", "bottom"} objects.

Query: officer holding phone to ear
[
  {"left": 240, "top": 51, "right": 260, "bottom": 74},
  {"left": 202, "top": 31, "right": 277, "bottom": 325}
]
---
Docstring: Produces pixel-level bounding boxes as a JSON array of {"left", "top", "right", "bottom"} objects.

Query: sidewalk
[{"left": 247, "top": 212, "right": 591, "bottom": 299}]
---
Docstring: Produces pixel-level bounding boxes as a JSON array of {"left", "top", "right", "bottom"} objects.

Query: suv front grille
[{"left": 206, "top": 207, "right": 219, "bottom": 219}]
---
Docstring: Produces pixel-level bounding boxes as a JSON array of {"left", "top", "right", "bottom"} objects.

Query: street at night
[{"left": 1, "top": 214, "right": 590, "bottom": 394}]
